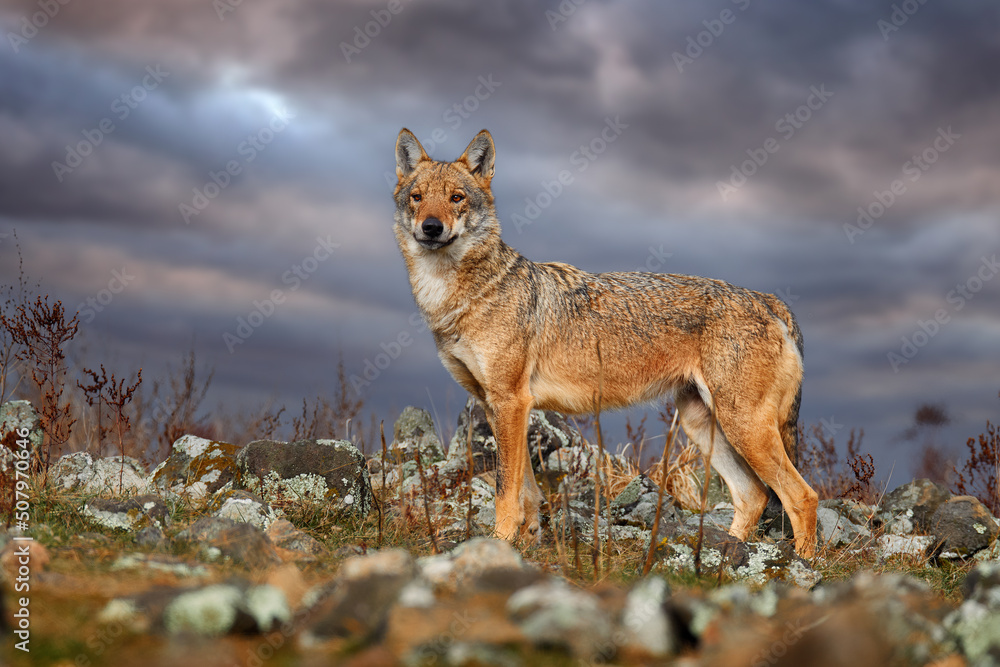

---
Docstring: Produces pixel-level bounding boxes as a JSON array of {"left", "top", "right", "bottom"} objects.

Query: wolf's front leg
[{"left": 485, "top": 390, "right": 534, "bottom": 543}]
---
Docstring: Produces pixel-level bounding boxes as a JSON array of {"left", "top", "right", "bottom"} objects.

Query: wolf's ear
[
  {"left": 458, "top": 130, "right": 495, "bottom": 185},
  {"left": 396, "top": 128, "right": 429, "bottom": 180}
]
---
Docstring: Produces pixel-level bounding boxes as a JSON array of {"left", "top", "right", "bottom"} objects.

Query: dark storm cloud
[{"left": 0, "top": 0, "right": 997, "bottom": 483}]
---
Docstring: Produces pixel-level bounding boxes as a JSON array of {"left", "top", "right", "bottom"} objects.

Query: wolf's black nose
[{"left": 422, "top": 217, "right": 444, "bottom": 238}]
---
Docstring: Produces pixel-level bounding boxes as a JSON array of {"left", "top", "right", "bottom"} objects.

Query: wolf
[{"left": 392, "top": 128, "right": 818, "bottom": 558}]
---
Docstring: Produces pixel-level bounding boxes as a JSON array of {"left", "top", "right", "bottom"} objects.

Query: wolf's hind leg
[{"left": 675, "top": 386, "right": 770, "bottom": 540}]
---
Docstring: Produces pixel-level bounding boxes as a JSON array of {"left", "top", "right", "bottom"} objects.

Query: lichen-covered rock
[
  {"left": 112, "top": 553, "right": 210, "bottom": 578},
  {"left": 391, "top": 406, "right": 445, "bottom": 465},
  {"left": 266, "top": 518, "right": 327, "bottom": 560},
  {"left": 878, "top": 478, "right": 951, "bottom": 535},
  {"left": 235, "top": 438, "right": 372, "bottom": 517},
  {"left": 305, "top": 549, "right": 416, "bottom": 644},
  {"left": 876, "top": 534, "right": 936, "bottom": 561},
  {"left": 209, "top": 489, "right": 277, "bottom": 530},
  {"left": 0, "top": 400, "right": 43, "bottom": 460},
  {"left": 817, "top": 505, "right": 872, "bottom": 548},
  {"left": 176, "top": 516, "right": 281, "bottom": 570},
  {"left": 508, "top": 578, "right": 613, "bottom": 660},
  {"left": 620, "top": 575, "right": 677, "bottom": 658},
  {"left": 81, "top": 495, "right": 169, "bottom": 531},
  {"left": 525, "top": 409, "right": 584, "bottom": 468},
  {"left": 147, "top": 435, "right": 240, "bottom": 500},
  {"left": 135, "top": 525, "right": 165, "bottom": 548},
  {"left": 611, "top": 475, "right": 678, "bottom": 530},
  {"left": 51, "top": 453, "right": 149, "bottom": 495},
  {"left": 654, "top": 526, "right": 820, "bottom": 588},
  {"left": 929, "top": 496, "right": 1000, "bottom": 558},
  {"left": 160, "top": 582, "right": 291, "bottom": 636},
  {"left": 446, "top": 399, "right": 499, "bottom": 475}
]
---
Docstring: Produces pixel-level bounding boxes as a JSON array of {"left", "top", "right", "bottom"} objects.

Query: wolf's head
[{"left": 393, "top": 129, "right": 498, "bottom": 258}]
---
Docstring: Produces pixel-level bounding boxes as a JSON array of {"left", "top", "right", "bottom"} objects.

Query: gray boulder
[
  {"left": 391, "top": 406, "right": 445, "bottom": 466},
  {"left": 52, "top": 453, "right": 149, "bottom": 495},
  {"left": 929, "top": 495, "right": 1000, "bottom": 558},
  {"left": 878, "top": 478, "right": 951, "bottom": 535},
  {"left": 507, "top": 578, "right": 614, "bottom": 661},
  {"left": 208, "top": 489, "right": 277, "bottom": 531},
  {"left": 235, "top": 438, "right": 372, "bottom": 516},
  {"left": 177, "top": 516, "right": 281, "bottom": 570},
  {"left": 147, "top": 435, "right": 240, "bottom": 500},
  {"left": 82, "top": 494, "right": 169, "bottom": 531}
]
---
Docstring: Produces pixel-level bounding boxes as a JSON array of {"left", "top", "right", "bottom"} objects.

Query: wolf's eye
[
  {"left": 451, "top": 194, "right": 464, "bottom": 203},
  {"left": 411, "top": 193, "right": 421, "bottom": 202}
]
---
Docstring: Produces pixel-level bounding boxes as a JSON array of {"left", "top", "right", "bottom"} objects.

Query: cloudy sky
[{"left": 1, "top": 0, "right": 997, "bottom": 482}]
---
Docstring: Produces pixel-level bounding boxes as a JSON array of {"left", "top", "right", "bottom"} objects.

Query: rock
[
  {"left": 177, "top": 516, "right": 281, "bottom": 569},
  {"left": 0, "top": 400, "right": 42, "bottom": 460},
  {"left": 446, "top": 399, "right": 498, "bottom": 475},
  {"left": 878, "top": 479, "right": 951, "bottom": 535},
  {"left": 147, "top": 435, "right": 240, "bottom": 501},
  {"left": 876, "top": 534, "right": 936, "bottom": 560},
  {"left": 726, "top": 542, "right": 822, "bottom": 589},
  {"left": 209, "top": 489, "right": 277, "bottom": 530},
  {"left": 416, "top": 538, "right": 525, "bottom": 594},
  {"left": 161, "top": 582, "right": 291, "bottom": 636},
  {"left": 342, "top": 548, "right": 417, "bottom": 581},
  {"left": 266, "top": 519, "right": 327, "bottom": 560},
  {"left": 929, "top": 496, "right": 1000, "bottom": 558},
  {"left": 51, "top": 453, "right": 149, "bottom": 495},
  {"left": 655, "top": 526, "right": 820, "bottom": 588},
  {"left": 235, "top": 438, "right": 372, "bottom": 516},
  {"left": 946, "top": 563, "right": 1000, "bottom": 663},
  {"left": 81, "top": 495, "right": 169, "bottom": 531},
  {"left": 305, "top": 549, "right": 416, "bottom": 643},
  {"left": 111, "top": 553, "right": 210, "bottom": 578},
  {"left": 450, "top": 538, "right": 525, "bottom": 590},
  {"left": 817, "top": 505, "right": 872, "bottom": 548},
  {"left": 973, "top": 538, "right": 1000, "bottom": 562},
  {"left": 611, "top": 475, "right": 678, "bottom": 529},
  {"left": 392, "top": 407, "right": 445, "bottom": 465},
  {"left": 962, "top": 561, "right": 1000, "bottom": 609},
  {"left": 507, "top": 578, "right": 613, "bottom": 660},
  {"left": 944, "top": 597, "right": 1000, "bottom": 664},
  {"left": 525, "top": 409, "right": 584, "bottom": 468},
  {"left": 135, "top": 526, "right": 165, "bottom": 548},
  {"left": 620, "top": 575, "right": 677, "bottom": 658}
]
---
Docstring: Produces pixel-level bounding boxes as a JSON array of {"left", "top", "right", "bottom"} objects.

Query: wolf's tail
[{"left": 780, "top": 310, "right": 804, "bottom": 468}]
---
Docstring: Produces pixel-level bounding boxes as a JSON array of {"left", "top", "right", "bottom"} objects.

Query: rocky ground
[{"left": 2, "top": 398, "right": 1000, "bottom": 666}]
